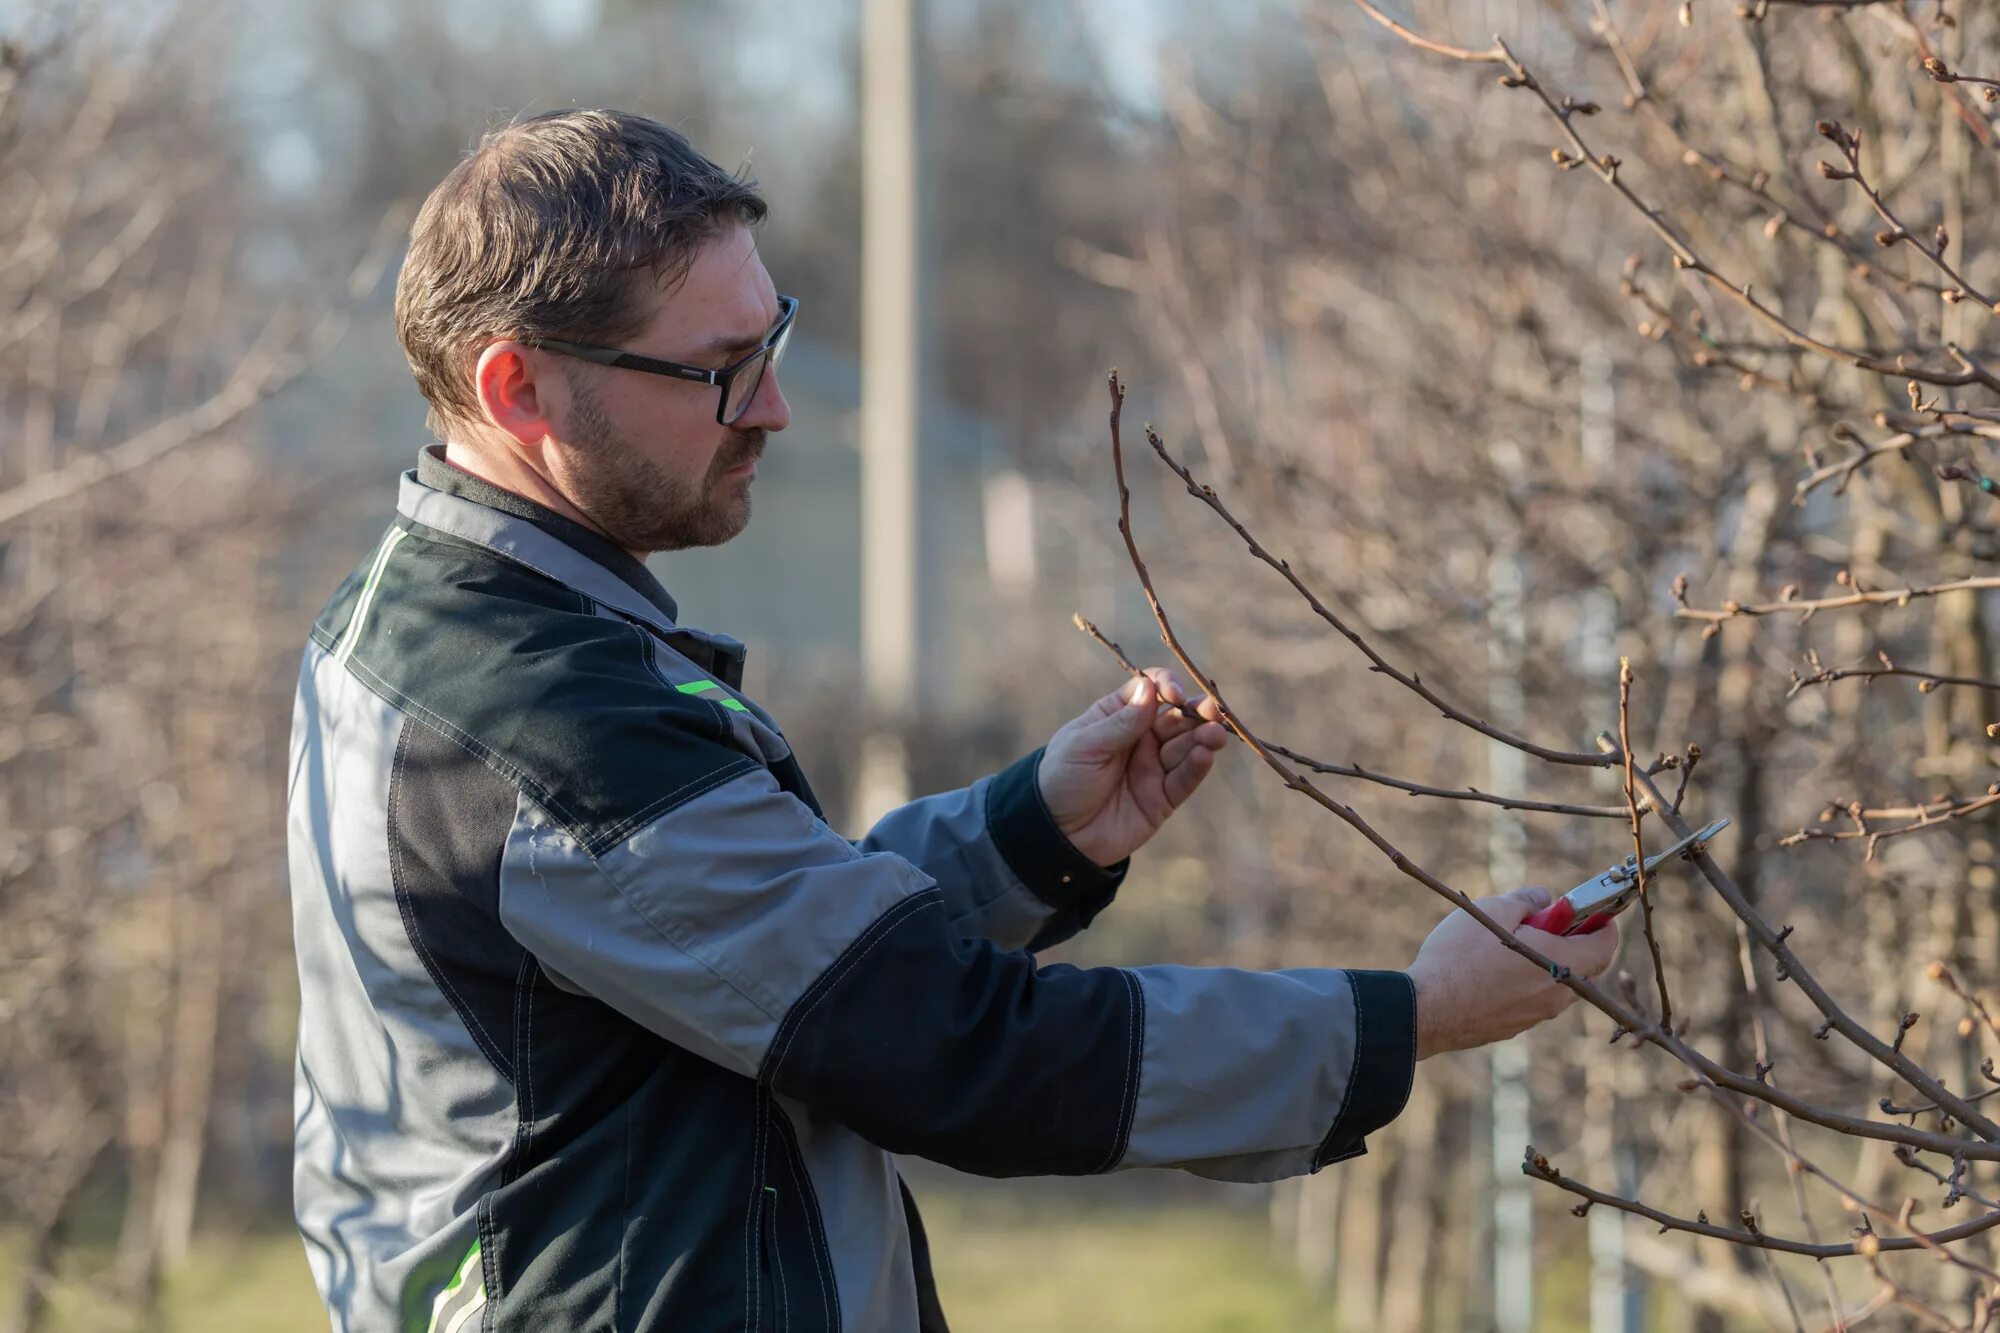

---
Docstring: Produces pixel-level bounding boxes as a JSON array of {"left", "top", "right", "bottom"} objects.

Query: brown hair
[{"left": 394, "top": 109, "right": 768, "bottom": 439}]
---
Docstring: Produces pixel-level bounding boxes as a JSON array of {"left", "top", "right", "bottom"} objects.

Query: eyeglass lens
[{"left": 722, "top": 319, "right": 793, "bottom": 425}]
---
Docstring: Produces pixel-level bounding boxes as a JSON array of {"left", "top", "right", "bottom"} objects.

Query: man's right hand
[{"left": 1406, "top": 885, "right": 1620, "bottom": 1060}]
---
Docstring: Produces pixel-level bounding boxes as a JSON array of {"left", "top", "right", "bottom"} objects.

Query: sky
[{"left": 222, "top": 0, "right": 1196, "bottom": 200}]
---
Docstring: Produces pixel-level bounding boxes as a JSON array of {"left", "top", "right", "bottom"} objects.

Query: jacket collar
[
  {"left": 398, "top": 447, "right": 748, "bottom": 688},
  {"left": 414, "top": 446, "right": 680, "bottom": 621}
]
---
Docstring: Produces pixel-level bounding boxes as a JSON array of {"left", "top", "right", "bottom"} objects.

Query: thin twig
[
  {"left": 1349, "top": 0, "right": 2000, "bottom": 394},
  {"left": 1794, "top": 420, "right": 2000, "bottom": 501},
  {"left": 1677, "top": 573, "right": 2000, "bottom": 627},
  {"left": 1781, "top": 790, "right": 2000, "bottom": 856},
  {"left": 1789, "top": 649, "right": 2000, "bottom": 697},
  {"left": 1109, "top": 371, "right": 2000, "bottom": 1160},
  {"left": 1619, "top": 751, "right": 2000, "bottom": 1140},
  {"left": 1131, "top": 399, "right": 1614, "bottom": 767},
  {"left": 1617, "top": 658, "right": 1671, "bottom": 1025},
  {"left": 1817, "top": 117, "right": 1997, "bottom": 314},
  {"left": 1072, "top": 614, "right": 1627, "bottom": 818},
  {"left": 1524, "top": 1148, "right": 2000, "bottom": 1258},
  {"left": 1672, "top": 743, "right": 1703, "bottom": 814}
]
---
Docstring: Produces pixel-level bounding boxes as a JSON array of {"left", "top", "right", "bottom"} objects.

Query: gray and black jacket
[{"left": 286, "top": 446, "right": 1417, "bottom": 1333}]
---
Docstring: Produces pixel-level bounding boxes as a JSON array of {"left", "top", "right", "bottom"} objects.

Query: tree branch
[{"left": 1523, "top": 1147, "right": 2000, "bottom": 1258}]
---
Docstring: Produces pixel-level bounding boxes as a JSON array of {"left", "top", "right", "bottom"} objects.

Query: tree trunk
[
  {"left": 1380, "top": 1080, "right": 1440, "bottom": 1332},
  {"left": 154, "top": 896, "right": 225, "bottom": 1274},
  {"left": 1334, "top": 1134, "right": 1389, "bottom": 1331},
  {"left": 6, "top": 1135, "right": 111, "bottom": 1333}
]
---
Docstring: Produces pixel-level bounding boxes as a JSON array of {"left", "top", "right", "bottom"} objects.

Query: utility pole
[
  {"left": 853, "top": 0, "right": 920, "bottom": 830},
  {"left": 1488, "top": 438, "right": 1534, "bottom": 1333}
]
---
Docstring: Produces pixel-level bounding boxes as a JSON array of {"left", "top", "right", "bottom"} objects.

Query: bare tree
[
  {"left": 1057, "top": 0, "right": 2000, "bottom": 1325},
  {"left": 0, "top": 3, "right": 354, "bottom": 1326}
]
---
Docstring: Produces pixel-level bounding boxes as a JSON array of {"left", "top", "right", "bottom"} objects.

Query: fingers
[
  {"left": 1478, "top": 884, "right": 1553, "bottom": 932},
  {"left": 1160, "top": 742, "right": 1218, "bottom": 807},
  {"left": 1142, "top": 666, "right": 1227, "bottom": 740},
  {"left": 1553, "top": 918, "right": 1621, "bottom": 979},
  {"left": 1158, "top": 721, "right": 1230, "bottom": 769}
]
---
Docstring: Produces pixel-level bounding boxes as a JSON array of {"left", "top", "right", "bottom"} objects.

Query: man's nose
[{"left": 742, "top": 367, "right": 791, "bottom": 433}]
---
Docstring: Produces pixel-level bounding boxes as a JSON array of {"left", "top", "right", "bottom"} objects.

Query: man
[{"left": 286, "top": 109, "right": 1617, "bottom": 1333}]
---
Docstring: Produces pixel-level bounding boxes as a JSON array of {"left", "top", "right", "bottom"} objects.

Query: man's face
[{"left": 543, "top": 224, "right": 791, "bottom": 554}]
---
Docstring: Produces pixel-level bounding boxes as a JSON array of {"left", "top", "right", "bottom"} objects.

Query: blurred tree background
[{"left": 10, "top": 0, "right": 2000, "bottom": 1328}]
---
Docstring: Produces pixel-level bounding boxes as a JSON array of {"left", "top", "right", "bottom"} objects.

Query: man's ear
[{"left": 474, "top": 341, "right": 559, "bottom": 451}]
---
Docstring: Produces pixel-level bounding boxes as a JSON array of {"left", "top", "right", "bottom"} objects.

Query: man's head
[{"left": 395, "top": 109, "right": 790, "bottom": 554}]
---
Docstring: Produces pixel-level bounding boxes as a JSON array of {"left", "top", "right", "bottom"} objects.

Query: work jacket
[{"left": 286, "top": 446, "right": 1416, "bottom": 1332}]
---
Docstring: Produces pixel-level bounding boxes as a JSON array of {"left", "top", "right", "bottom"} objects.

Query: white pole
[
  {"left": 1579, "top": 347, "right": 1645, "bottom": 1333},
  {"left": 1488, "top": 439, "right": 1534, "bottom": 1333},
  {"left": 854, "top": 0, "right": 920, "bottom": 829}
]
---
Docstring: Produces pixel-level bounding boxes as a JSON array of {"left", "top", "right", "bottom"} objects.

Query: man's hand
[
  {"left": 1037, "top": 669, "right": 1230, "bottom": 868},
  {"left": 1407, "top": 885, "right": 1620, "bottom": 1060}
]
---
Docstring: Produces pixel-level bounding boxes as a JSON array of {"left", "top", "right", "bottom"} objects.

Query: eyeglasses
[{"left": 524, "top": 295, "right": 797, "bottom": 426}]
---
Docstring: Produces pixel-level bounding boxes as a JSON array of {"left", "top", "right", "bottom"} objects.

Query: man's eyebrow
[
  {"left": 687, "top": 305, "right": 782, "bottom": 358},
  {"left": 689, "top": 329, "right": 766, "bottom": 357}
]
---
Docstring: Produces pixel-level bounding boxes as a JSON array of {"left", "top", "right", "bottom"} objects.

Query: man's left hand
[{"left": 1037, "top": 668, "right": 1230, "bottom": 868}]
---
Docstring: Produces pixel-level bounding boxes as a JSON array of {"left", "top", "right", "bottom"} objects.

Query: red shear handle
[
  {"left": 1521, "top": 899, "right": 1618, "bottom": 936},
  {"left": 1522, "top": 898, "right": 1575, "bottom": 934}
]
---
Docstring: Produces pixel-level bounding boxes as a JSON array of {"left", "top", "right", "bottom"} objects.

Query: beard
[{"left": 561, "top": 373, "right": 763, "bottom": 554}]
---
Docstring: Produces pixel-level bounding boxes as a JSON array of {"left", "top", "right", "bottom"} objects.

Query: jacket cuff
[
  {"left": 984, "top": 746, "right": 1128, "bottom": 928},
  {"left": 1311, "top": 970, "right": 1418, "bottom": 1169}
]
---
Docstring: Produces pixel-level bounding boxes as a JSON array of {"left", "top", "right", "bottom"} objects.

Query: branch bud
[
  {"left": 1936, "top": 224, "right": 1950, "bottom": 253},
  {"left": 1875, "top": 229, "right": 1905, "bottom": 248},
  {"left": 1817, "top": 160, "right": 1853, "bottom": 181},
  {"left": 1857, "top": 1232, "right": 1880, "bottom": 1256},
  {"left": 1924, "top": 56, "right": 1955, "bottom": 82}
]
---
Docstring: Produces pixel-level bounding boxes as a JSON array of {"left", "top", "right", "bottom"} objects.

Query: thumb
[
  {"left": 1085, "top": 675, "right": 1158, "bottom": 749},
  {"left": 1479, "top": 884, "right": 1552, "bottom": 929}
]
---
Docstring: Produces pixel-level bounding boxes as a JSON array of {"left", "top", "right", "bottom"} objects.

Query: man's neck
[{"left": 442, "top": 440, "right": 643, "bottom": 561}]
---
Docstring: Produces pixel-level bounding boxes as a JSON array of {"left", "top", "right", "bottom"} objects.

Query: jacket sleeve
[
  {"left": 853, "top": 746, "right": 1126, "bottom": 952},
  {"left": 497, "top": 753, "right": 1417, "bottom": 1183}
]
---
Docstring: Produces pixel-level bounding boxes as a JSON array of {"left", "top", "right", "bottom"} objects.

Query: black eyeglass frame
[{"left": 522, "top": 294, "right": 798, "bottom": 426}]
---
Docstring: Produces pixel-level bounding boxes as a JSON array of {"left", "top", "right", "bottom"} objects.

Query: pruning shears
[{"left": 1521, "top": 818, "right": 1731, "bottom": 936}]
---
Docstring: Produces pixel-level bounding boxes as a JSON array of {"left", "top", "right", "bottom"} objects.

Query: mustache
[{"left": 717, "top": 429, "right": 765, "bottom": 472}]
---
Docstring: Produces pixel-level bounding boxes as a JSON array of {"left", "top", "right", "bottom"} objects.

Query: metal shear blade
[
  {"left": 1640, "top": 818, "right": 1730, "bottom": 874},
  {"left": 1567, "top": 818, "right": 1730, "bottom": 917}
]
